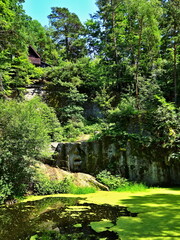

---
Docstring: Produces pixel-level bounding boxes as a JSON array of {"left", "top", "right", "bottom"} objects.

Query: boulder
[{"left": 34, "top": 162, "right": 109, "bottom": 191}]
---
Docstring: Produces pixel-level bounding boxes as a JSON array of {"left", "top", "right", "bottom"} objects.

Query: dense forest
[{"left": 0, "top": 0, "right": 179, "bottom": 202}]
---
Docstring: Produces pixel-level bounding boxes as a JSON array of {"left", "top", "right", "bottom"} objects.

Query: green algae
[
  {"left": 90, "top": 219, "right": 114, "bottom": 233},
  {"left": 2, "top": 188, "right": 180, "bottom": 240},
  {"left": 65, "top": 205, "right": 91, "bottom": 211},
  {"left": 73, "top": 223, "right": 82, "bottom": 228},
  {"left": 0, "top": 195, "right": 122, "bottom": 239},
  {"left": 80, "top": 188, "right": 180, "bottom": 240}
]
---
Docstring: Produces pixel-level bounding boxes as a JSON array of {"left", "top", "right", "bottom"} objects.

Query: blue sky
[{"left": 23, "top": 0, "right": 98, "bottom": 26}]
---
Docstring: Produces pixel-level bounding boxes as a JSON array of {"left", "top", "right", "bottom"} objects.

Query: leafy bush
[
  {"left": 94, "top": 86, "right": 114, "bottom": 115},
  {"left": 152, "top": 96, "right": 179, "bottom": 145},
  {"left": 61, "top": 121, "right": 83, "bottom": 142},
  {"left": 96, "top": 170, "right": 129, "bottom": 190},
  {"left": 25, "top": 97, "right": 62, "bottom": 141},
  {"left": 138, "top": 77, "right": 162, "bottom": 110},
  {"left": 96, "top": 170, "right": 149, "bottom": 192},
  {"left": 0, "top": 180, "right": 13, "bottom": 204},
  {"left": 0, "top": 98, "right": 61, "bottom": 202},
  {"left": 33, "top": 174, "right": 73, "bottom": 195},
  {"left": 33, "top": 170, "right": 96, "bottom": 195},
  {"left": 107, "top": 96, "right": 139, "bottom": 131}
]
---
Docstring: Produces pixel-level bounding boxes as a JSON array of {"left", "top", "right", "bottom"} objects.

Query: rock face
[
  {"left": 24, "top": 85, "right": 46, "bottom": 100},
  {"left": 36, "top": 162, "right": 109, "bottom": 191},
  {"left": 54, "top": 136, "right": 180, "bottom": 186}
]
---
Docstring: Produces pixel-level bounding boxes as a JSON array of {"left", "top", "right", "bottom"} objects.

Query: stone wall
[
  {"left": 24, "top": 85, "right": 46, "bottom": 100},
  {"left": 54, "top": 136, "right": 180, "bottom": 186}
]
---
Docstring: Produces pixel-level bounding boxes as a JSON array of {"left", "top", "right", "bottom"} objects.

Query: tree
[
  {"left": 160, "top": 0, "right": 180, "bottom": 104},
  {"left": 96, "top": 0, "right": 122, "bottom": 64},
  {"left": 0, "top": 0, "right": 31, "bottom": 95},
  {"left": 118, "top": 0, "right": 162, "bottom": 108},
  {"left": 0, "top": 98, "right": 61, "bottom": 202},
  {"left": 44, "top": 62, "right": 87, "bottom": 124},
  {"left": 86, "top": 0, "right": 162, "bottom": 108},
  {"left": 21, "top": 17, "right": 59, "bottom": 65},
  {"left": 48, "top": 7, "right": 86, "bottom": 61}
]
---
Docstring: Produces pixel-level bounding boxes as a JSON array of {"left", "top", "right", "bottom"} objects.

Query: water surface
[{"left": 0, "top": 196, "right": 137, "bottom": 239}]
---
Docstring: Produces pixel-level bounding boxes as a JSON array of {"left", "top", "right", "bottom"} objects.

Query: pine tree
[{"left": 48, "top": 7, "right": 86, "bottom": 61}]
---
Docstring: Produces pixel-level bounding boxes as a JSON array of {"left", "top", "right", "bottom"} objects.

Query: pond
[{"left": 0, "top": 196, "right": 137, "bottom": 240}]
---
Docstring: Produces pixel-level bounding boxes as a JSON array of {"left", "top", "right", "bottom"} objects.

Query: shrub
[
  {"left": 96, "top": 170, "right": 149, "bottom": 192},
  {"left": 33, "top": 174, "right": 73, "bottom": 195},
  {"left": 0, "top": 98, "right": 61, "bottom": 202},
  {"left": 96, "top": 170, "right": 129, "bottom": 190}
]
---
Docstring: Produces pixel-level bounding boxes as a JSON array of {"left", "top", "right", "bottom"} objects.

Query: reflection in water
[{"left": 0, "top": 197, "right": 137, "bottom": 240}]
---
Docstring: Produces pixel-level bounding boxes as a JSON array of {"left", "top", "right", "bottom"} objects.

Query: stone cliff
[{"left": 54, "top": 136, "right": 180, "bottom": 186}]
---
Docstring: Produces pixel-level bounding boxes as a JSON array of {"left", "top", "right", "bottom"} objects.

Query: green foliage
[
  {"left": 110, "top": 95, "right": 137, "bottom": 117},
  {"left": 26, "top": 97, "right": 62, "bottom": 142},
  {"left": 45, "top": 63, "right": 87, "bottom": 125},
  {"left": 107, "top": 95, "right": 179, "bottom": 158},
  {"left": 60, "top": 122, "right": 83, "bottom": 142},
  {"left": 138, "top": 77, "right": 162, "bottom": 110},
  {"left": 151, "top": 96, "right": 180, "bottom": 150},
  {"left": 94, "top": 86, "right": 114, "bottom": 114},
  {"left": 70, "top": 186, "right": 97, "bottom": 194},
  {"left": 33, "top": 170, "right": 96, "bottom": 195},
  {"left": 96, "top": 170, "right": 129, "bottom": 190},
  {"left": 0, "top": 98, "right": 61, "bottom": 202},
  {"left": 108, "top": 95, "right": 139, "bottom": 131},
  {"left": 30, "top": 231, "right": 93, "bottom": 240},
  {"left": 115, "top": 182, "right": 149, "bottom": 192},
  {"left": 96, "top": 170, "right": 148, "bottom": 192},
  {"left": 33, "top": 175, "right": 73, "bottom": 195},
  {"left": 48, "top": 7, "right": 86, "bottom": 61},
  {"left": 0, "top": 179, "right": 13, "bottom": 204},
  {"left": 0, "top": 55, "right": 45, "bottom": 97}
]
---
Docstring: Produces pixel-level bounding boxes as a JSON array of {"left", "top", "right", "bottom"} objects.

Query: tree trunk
[
  {"left": 135, "top": 17, "right": 143, "bottom": 109},
  {"left": 111, "top": 0, "right": 118, "bottom": 65},
  {"left": 173, "top": 25, "right": 177, "bottom": 104}
]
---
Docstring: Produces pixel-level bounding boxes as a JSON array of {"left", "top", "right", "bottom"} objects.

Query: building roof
[{"left": 28, "top": 46, "right": 51, "bottom": 67}]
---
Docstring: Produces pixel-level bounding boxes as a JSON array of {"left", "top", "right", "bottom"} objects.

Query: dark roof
[
  {"left": 28, "top": 46, "right": 50, "bottom": 67},
  {"left": 28, "top": 46, "right": 41, "bottom": 66},
  {"left": 28, "top": 46, "right": 40, "bottom": 58}
]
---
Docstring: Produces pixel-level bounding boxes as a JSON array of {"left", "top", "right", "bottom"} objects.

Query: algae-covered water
[
  {"left": 1, "top": 189, "right": 179, "bottom": 239},
  {"left": 0, "top": 196, "right": 137, "bottom": 240}
]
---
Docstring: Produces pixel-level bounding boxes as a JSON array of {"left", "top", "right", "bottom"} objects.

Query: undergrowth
[
  {"left": 115, "top": 182, "right": 149, "bottom": 192},
  {"left": 32, "top": 172, "right": 97, "bottom": 195},
  {"left": 70, "top": 186, "right": 97, "bottom": 194},
  {"left": 33, "top": 175, "right": 73, "bottom": 195},
  {"left": 96, "top": 170, "right": 149, "bottom": 192}
]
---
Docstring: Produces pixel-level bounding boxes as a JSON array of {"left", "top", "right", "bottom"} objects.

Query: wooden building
[{"left": 28, "top": 46, "right": 50, "bottom": 67}]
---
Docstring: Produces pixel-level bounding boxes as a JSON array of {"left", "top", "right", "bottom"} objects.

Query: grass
[
  {"left": 115, "top": 182, "right": 149, "bottom": 192},
  {"left": 70, "top": 185, "right": 97, "bottom": 194}
]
